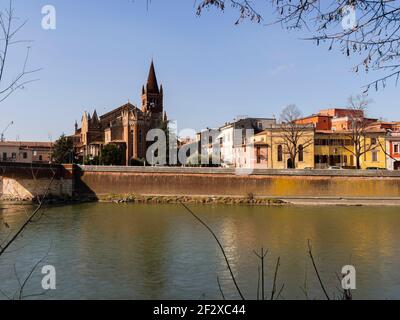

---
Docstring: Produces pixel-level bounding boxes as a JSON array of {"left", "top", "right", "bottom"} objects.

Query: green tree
[
  {"left": 84, "top": 155, "right": 100, "bottom": 165},
  {"left": 52, "top": 134, "right": 74, "bottom": 164},
  {"left": 130, "top": 158, "right": 145, "bottom": 166},
  {"left": 100, "top": 144, "right": 122, "bottom": 166}
]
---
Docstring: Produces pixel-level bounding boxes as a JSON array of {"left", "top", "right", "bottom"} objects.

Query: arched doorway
[{"left": 287, "top": 158, "right": 294, "bottom": 169}]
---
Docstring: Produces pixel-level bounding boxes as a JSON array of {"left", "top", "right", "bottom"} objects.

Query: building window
[
  {"left": 277, "top": 145, "right": 283, "bottom": 162},
  {"left": 372, "top": 150, "right": 378, "bottom": 162},
  {"left": 298, "top": 145, "right": 304, "bottom": 162},
  {"left": 2, "top": 153, "right": 6, "bottom": 161},
  {"left": 138, "top": 129, "right": 142, "bottom": 142},
  {"left": 11, "top": 153, "right": 16, "bottom": 159},
  {"left": 394, "top": 144, "right": 399, "bottom": 154},
  {"left": 371, "top": 138, "right": 377, "bottom": 145},
  {"left": 23, "top": 152, "right": 28, "bottom": 159},
  {"left": 256, "top": 146, "right": 261, "bottom": 164},
  {"left": 39, "top": 155, "right": 43, "bottom": 161}
]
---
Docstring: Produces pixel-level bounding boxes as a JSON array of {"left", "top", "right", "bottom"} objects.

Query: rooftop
[{"left": 0, "top": 141, "right": 53, "bottom": 148}]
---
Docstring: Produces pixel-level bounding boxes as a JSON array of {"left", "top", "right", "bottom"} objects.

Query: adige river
[{"left": 0, "top": 202, "right": 399, "bottom": 299}]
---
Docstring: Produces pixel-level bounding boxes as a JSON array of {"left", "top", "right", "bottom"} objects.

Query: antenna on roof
[{"left": 1, "top": 121, "right": 14, "bottom": 142}]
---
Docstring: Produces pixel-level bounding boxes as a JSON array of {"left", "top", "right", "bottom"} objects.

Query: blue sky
[{"left": 1, "top": 0, "right": 399, "bottom": 141}]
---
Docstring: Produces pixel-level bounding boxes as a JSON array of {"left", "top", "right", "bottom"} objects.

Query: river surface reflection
[{"left": 0, "top": 202, "right": 399, "bottom": 299}]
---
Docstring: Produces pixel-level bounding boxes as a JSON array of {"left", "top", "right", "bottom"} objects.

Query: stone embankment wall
[
  {"left": 2, "top": 164, "right": 400, "bottom": 200},
  {"left": 0, "top": 163, "right": 73, "bottom": 200},
  {"left": 75, "top": 166, "right": 400, "bottom": 199}
]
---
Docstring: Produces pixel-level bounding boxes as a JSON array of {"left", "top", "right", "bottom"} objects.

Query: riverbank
[
  {"left": 3, "top": 193, "right": 400, "bottom": 207},
  {"left": 3, "top": 164, "right": 400, "bottom": 202},
  {"left": 97, "top": 194, "right": 288, "bottom": 206},
  {"left": 280, "top": 197, "right": 400, "bottom": 206},
  {"left": 97, "top": 194, "right": 400, "bottom": 207}
]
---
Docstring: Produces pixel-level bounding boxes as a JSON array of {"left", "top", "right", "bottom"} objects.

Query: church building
[{"left": 72, "top": 61, "right": 167, "bottom": 165}]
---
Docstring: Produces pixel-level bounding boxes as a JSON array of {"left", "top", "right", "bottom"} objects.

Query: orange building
[
  {"left": 295, "top": 108, "right": 378, "bottom": 132},
  {"left": 317, "top": 108, "right": 364, "bottom": 118},
  {"left": 295, "top": 115, "right": 332, "bottom": 130}
]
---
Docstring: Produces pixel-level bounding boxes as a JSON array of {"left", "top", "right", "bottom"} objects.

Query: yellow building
[
  {"left": 243, "top": 127, "right": 388, "bottom": 170},
  {"left": 314, "top": 131, "right": 355, "bottom": 168},
  {"left": 314, "top": 130, "right": 387, "bottom": 169},
  {"left": 360, "top": 131, "right": 387, "bottom": 169},
  {"left": 245, "top": 125, "right": 315, "bottom": 169}
]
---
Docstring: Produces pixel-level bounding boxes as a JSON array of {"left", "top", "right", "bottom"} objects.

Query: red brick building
[{"left": 72, "top": 61, "right": 167, "bottom": 165}]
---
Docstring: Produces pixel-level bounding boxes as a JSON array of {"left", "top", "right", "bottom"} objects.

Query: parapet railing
[
  {"left": 2, "top": 162, "right": 399, "bottom": 178},
  {"left": 77, "top": 165, "right": 400, "bottom": 177}
]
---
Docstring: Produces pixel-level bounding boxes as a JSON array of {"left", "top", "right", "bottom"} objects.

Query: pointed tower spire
[{"left": 146, "top": 60, "right": 159, "bottom": 94}]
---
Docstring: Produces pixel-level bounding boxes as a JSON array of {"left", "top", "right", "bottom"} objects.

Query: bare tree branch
[
  {"left": 339, "top": 94, "right": 377, "bottom": 169},
  {"left": 0, "top": 0, "right": 40, "bottom": 104},
  {"left": 307, "top": 239, "right": 330, "bottom": 300},
  {"left": 179, "top": 202, "right": 245, "bottom": 300},
  {"left": 279, "top": 105, "right": 314, "bottom": 168},
  {"left": 0, "top": 166, "right": 56, "bottom": 257},
  {"left": 270, "top": 256, "right": 281, "bottom": 300},
  {"left": 195, "top": 0, "right": 400, "bottom": 90},
  {"left": 217, "top": 276, "right": 226, "bottom": 300}
]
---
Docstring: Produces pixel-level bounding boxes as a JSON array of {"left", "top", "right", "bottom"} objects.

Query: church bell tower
[{"left": 141, "top": 60, "right": 163, "bottom": 114}]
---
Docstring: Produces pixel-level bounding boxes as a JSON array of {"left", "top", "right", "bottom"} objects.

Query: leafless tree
[
  {"left": 179, "top": 202, "right": 357, "bottom": 300},
  {"left": 0, "top": 164, "right": 56, "bottom": 300},
  {"left": 195, "top": 0, "right": 400, "bottom": 90},
  {"left": 307, "top": 240, "right": 330, "bottom": 300},
  {"left": 0, "top": 158, "right": 57, "bottom": 266},
  {"left": 279, "top": 105, "right": 314, "bottom": 169},
  {"left": 179, "top": 202, "right": 245, "bottom": 300},
  {"left": 270, "top": 256, "right": 284, "bottom": 300},
  {"left": 196, "top": 0, "right": 262, "bottom": 24},
  {"left": 253, "top": 247, "right": 267, "bottom": 300},
  {"left": 0, "top": 0, "right": 40, "bottom": 103},
  {"left": 339, "top": 95, "right": 376, "bottom": 169}
]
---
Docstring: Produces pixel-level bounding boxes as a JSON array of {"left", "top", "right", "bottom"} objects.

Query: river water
[{"left": 0, "top": 202, "right": 399, "bottom": 300}]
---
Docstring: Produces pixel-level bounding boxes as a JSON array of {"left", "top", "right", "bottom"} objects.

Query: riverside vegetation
[{"left": 98, "top": 193, "right": 287, "bottom": 206}]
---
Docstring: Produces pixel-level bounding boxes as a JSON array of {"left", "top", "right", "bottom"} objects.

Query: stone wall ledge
[{"left": 78, "top": 165, "right": 400, "bottom": 177}]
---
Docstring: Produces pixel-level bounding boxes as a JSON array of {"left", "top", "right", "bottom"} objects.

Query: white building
[
  {"left": 0, "top": 141, "right": 53, "bottom": 164},
  {"left": 218, "top": 117, "right": 276, "bottom": 167}
]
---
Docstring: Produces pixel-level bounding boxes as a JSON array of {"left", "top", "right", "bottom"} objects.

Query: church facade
[{"left": 72, "top": 61, "right": 167, "bottom": 165}]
